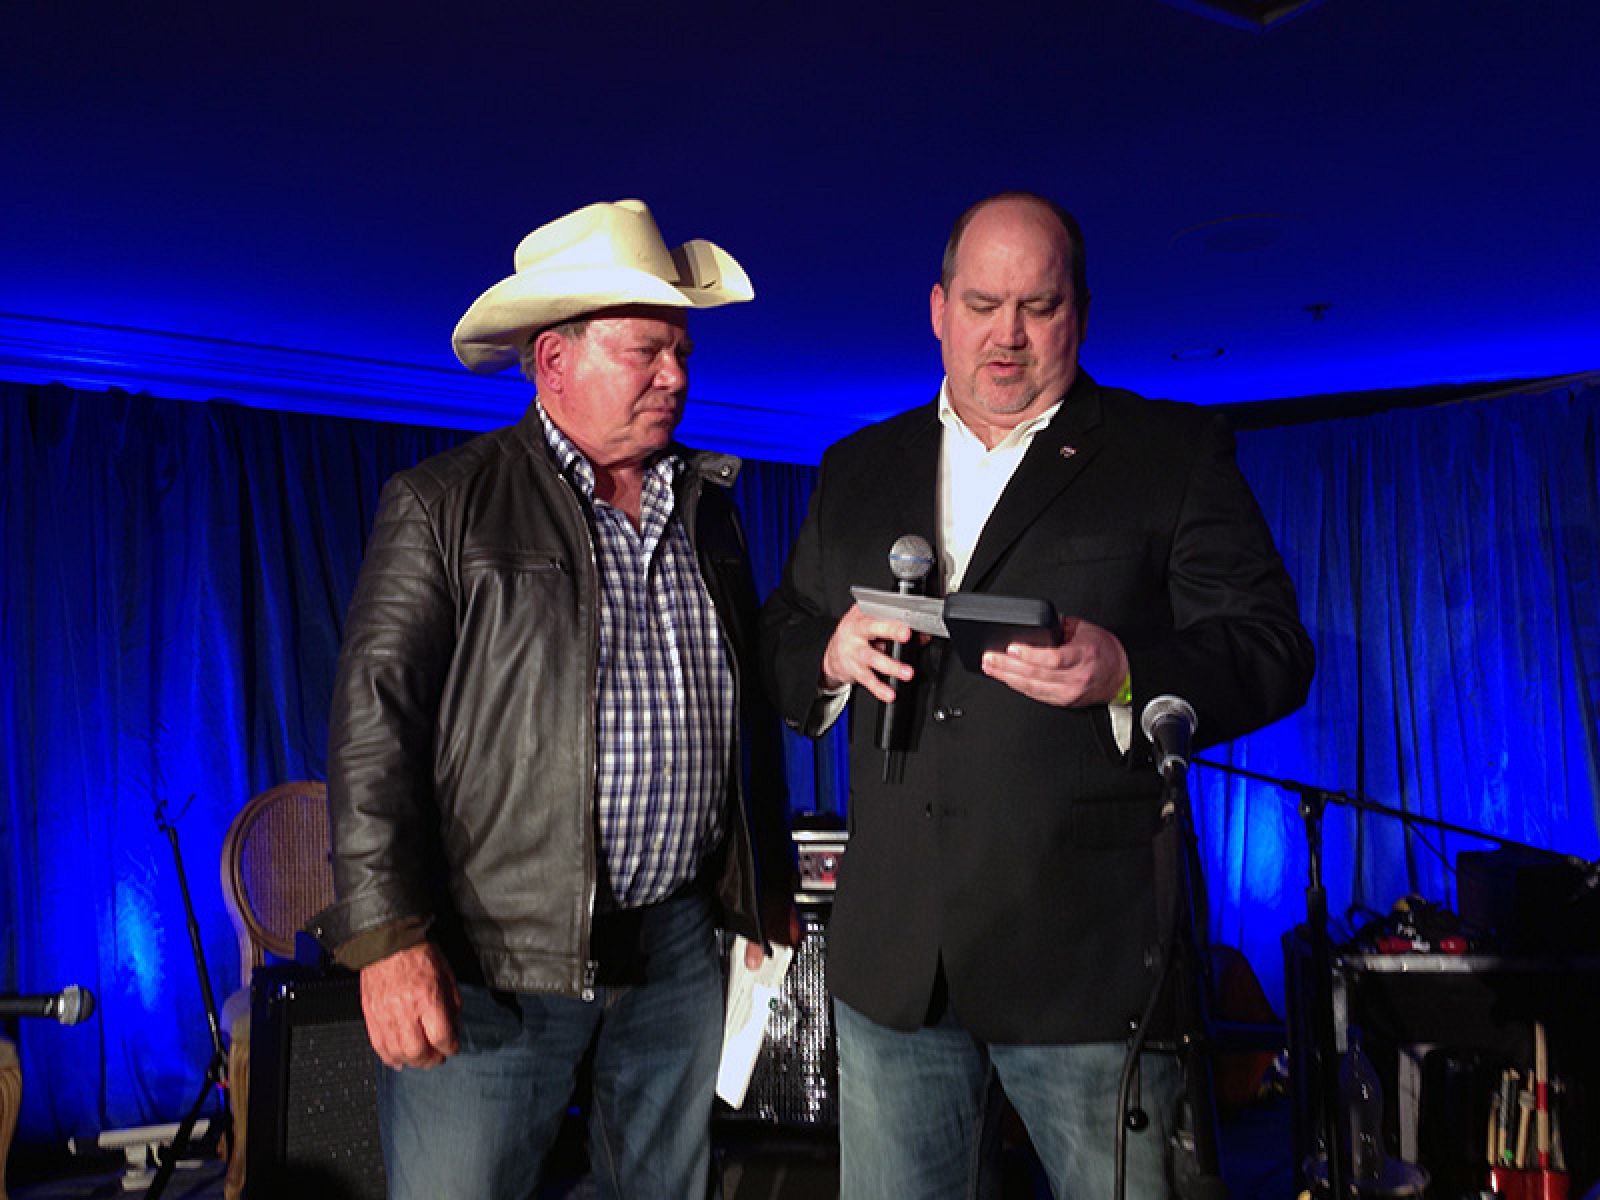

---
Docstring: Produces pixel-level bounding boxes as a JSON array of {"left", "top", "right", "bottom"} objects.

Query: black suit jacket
[{"left": 761, "top": 373, "right": 1314, "bottom": 1044}]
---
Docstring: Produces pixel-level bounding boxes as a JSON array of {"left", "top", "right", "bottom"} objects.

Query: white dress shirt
[{"left": 935, "top": 380, "right": 1061, "bottom": 591}]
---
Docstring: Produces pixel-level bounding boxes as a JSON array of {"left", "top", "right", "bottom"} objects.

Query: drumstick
[
  {"left": 1515, "top": 1078, "right": 1533, "bottom": 1168},
  {"left": 1535, "top": 1020, "right": 1550, "bottom": 1169},
  {"left": 1498, "top": 1068, "right": 1519, "bottom": 1164},
  {"left": 1486, "top": 1089, "right": 1501, "bottom": 1167}
]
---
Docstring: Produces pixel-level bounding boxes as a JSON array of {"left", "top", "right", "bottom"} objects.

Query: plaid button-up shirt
[{"left": 538, "top": 405, "right": 735, "bottom": 909}]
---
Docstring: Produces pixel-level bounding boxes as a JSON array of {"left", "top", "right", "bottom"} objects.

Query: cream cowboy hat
[{"left": 451, "top": 199, "right": 754, "bottom": 374}]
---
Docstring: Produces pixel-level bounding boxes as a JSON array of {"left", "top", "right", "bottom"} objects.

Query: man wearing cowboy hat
[{"left": 313, "top": 200, "right": 794, "bottom": 1199}]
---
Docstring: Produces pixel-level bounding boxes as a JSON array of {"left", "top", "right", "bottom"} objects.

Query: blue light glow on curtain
[
  {"left": 730, "top": 461, "right": 848, "bottom": 818},
  {"left": 1201, "top": 378, "right": 1600, "bottom": 1005},
  {"left": 3, "top": 376, "right": 1598, "bottom": 1143},
  {"left": 1, "top": 385, "right": 465, "bottom": 1141}
]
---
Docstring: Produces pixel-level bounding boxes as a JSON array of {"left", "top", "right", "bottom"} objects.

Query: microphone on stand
[
  {"left": 0, "top": 984, "right": 97, "bottom": 1025},
  {"left": 877, "top": 534, "right": 935, "bottom": 781},
  {"left": 1135, "top": 693, "right": 1228, "bottom": 1197},
  {"left": 1140, "top": 694, "right": 1197, "bottom": 783}
]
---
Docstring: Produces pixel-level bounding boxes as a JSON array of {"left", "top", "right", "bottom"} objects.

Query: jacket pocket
[{"left": 461, "top": 548, "right": 570, "bottom": 574}]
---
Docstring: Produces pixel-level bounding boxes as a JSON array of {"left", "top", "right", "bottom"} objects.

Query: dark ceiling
[{"left": 3, "top": 0, "right": 1596, "bottom": 462}]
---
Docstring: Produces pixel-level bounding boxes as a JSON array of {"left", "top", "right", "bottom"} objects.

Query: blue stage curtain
[
  {"left": 0, "top": 384, "right": 464, "bottom": 1141},
  {"left": 4, "top": 376, "right": 1599, "bottom": 1142},
  {"left": 730, "top": 460, "right": 849, "bottom": 822},
  {"left": 1206, "top": 377, "right": 1600, "bottom": 1006}
]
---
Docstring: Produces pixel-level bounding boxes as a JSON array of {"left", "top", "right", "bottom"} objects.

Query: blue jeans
[
  {"left": 834, "top": 998, "right": 1181, "bottom": 1199},
  {"left": 377, "top": 888, "right": 723, "bottom": 1200}
]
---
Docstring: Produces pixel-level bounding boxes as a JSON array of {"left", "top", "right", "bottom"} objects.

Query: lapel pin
[{"left": 1060, "top": 445, "right": 1078, "bottom": 459}]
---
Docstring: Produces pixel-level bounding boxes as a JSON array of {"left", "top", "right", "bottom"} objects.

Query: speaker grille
[
  {"left": 280, "top": 1018, "right": 385, "bottom": 1197},
  {"left": 734, "top": 908, "right": 838, "bottom": 1127},
  {"left": 250, "top": 968, "right": 387, "bottom": 1200}
]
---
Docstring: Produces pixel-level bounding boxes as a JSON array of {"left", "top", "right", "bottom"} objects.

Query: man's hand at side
[
  {"left": 744, "top": 895, "right": 803, "bottom": 970},
  {"left": 360, "top": 941, "right": 462, "bottom": 1069},
  {"left": 980, "top": 616, "right": 1129, "bottom": 708}
]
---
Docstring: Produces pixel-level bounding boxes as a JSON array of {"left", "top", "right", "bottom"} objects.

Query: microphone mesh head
[
  {"left": 1139, "top": 694, "right": 1197, "bottom": 742},
  {"left": 887, "top": 535, "right": 936, "bottom": 584},
  {"left": 58, "top": 984, "right": 95, "bottom": 1025}
]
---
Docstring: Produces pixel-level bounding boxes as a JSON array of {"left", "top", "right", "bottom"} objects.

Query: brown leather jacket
[{"left": 311, "top": 404, "right": 790, "bottom": 997}]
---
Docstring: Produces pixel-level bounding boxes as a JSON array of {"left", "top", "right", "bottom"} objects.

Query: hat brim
[{"left": 452, "top": 239, "right": 753, "bottom": 374}]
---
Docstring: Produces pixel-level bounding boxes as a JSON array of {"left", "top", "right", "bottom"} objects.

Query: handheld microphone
[
  {"left": 876, "top": 534, "right": 936, "bottom": 777},
  {"left": 886, "top": 536, "right": 936, "bottom": 588},
  {"left": 0, "top": 984, "right": 97, "bottom": 1025},
  {"left": 1140, "top": 695, "right": 1197, "bottom": 782}
]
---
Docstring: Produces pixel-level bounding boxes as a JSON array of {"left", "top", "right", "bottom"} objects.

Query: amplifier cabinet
[
  {"left": 719, "top": 904, "right": 838, "bottom": 1129},
  {"left": 246, "top": 965, "right": 387, "bottom": 1200}
]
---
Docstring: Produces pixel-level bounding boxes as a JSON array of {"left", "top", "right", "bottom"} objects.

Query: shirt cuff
[
  {"left": 806, "top": 682, "right": 851, "bottom": 735},
  {"left": 330, "top": 915, "right": 431, "bottom": 971},
  {"left": 1110, "top": 702, "right": 1134, "bottom": 756}
]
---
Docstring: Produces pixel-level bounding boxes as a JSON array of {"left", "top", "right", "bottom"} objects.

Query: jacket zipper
[
  {"left": 551, "top": 465, "right": 603, "bottom": 1002},
  {"left": 678, "top": 465, "right": 765, "bottom": 932}
]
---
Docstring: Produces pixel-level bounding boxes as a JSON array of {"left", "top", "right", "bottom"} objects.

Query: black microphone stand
[
  {"left": 1144, "top": 755, "right": 1228, "bottom": 1199},
  {"left": 1116, "top": 732, "right": 1227, "bottom": 1200},
  {"left": 147, "top": 795, "right": 231, "bottom": 1200},
  {"left": 1191, "top": 758, "right": 1552, "bottom": 1198}
]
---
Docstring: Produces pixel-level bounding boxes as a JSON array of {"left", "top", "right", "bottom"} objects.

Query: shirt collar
[
  {"left": 534, "top": 399, "right": 684, "bottom": 498},
  {"left": 936, "top": 379, "right": 1064, "bottom": 452}
]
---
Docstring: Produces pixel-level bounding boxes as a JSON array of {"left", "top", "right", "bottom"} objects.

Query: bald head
[{"left": 940, "top": 192, "right": 1088, "bottom": 316}]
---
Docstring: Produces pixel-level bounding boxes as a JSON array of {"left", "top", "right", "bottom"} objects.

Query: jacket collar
[
  {"left": 941, "top": 370, "right": 1106, "bottom": 593},
  {"left": 513, "top": 396, "right": 742, "bottom": 490},
  {"left": 869, "top": 405, "right": 945, "bottom": 585}
]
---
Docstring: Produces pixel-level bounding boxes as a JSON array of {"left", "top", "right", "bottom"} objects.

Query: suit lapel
[
  {"left": 872, "top": 403, "right": 944, "bottom": 587},
  {"left": 962, "top": 373, "right": 1105, "bottom": 592}
]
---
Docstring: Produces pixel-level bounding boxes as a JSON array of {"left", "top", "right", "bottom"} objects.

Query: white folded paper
[{"left": 715, "top": 936, "right": 794, "bottom": 1108}]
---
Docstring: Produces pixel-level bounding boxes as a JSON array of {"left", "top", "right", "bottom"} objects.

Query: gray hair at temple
[{"left": 517, "top": 317, "right": 593, "bottom": 383}]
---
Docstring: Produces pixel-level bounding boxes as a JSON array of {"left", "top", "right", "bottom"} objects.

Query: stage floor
[
  {"left": 7, "top": 1095, "right": 1295, "bottom": 1199},
  {"left": 4, "top": 1159, "right": 603, "bottom": 1199}
]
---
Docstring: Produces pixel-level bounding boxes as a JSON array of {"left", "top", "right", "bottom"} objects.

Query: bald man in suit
[{"left": 762, "top": 191, "right": 1314, "bottom": 1197}]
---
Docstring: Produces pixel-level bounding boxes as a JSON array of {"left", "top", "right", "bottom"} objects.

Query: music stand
[{"left": 147, "top": 795, "right": 231, "bottom": 1200}]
